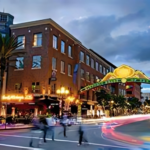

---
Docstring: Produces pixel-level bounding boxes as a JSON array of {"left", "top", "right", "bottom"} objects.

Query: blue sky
[{"left": 1, "top": 0, "right": 150, "bottom": 92}]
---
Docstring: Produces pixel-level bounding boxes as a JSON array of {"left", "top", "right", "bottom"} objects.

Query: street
[{"left": 0, "top": 124, "right": 131, "bottom": 150}]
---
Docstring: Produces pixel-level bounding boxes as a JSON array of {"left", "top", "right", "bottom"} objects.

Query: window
[
  {"left": 126, "top": 91, "right": 132, "bottom": 94},
  {"left": 86, "top": 72, "right": 90, "bottom": 81},
  {"left": 52, "top": 57, "right": 56, "bottom": 70},
  {"left": 53, "top": 35, "right": 58, "bottom": 49},
  {"left": 100, "top": 65, "right": 102, "bottom": 73},
  {"left": 91, "top": 74, "right": 94, "bottom": 83},
  {"left": 51, "top": 84, "right": 56, "bottom": 94},
  {"left": 86, "top": 55, "right": 90, "bottom": 65},
  {"left": 61, "top": 41, "right": 65, "bottom": 53},
  {"left": 80, "top": 51, "right": 84, "bottom": 62},
  {"left": 16, "top": 57, "right": 24, "bottom": 69},
  {"left": 33, "top": 33, "right": 42, "bottom": 46},
  {"left": 0, "top": 15, "right": 7, "bottom": 22},
  {"left": 17, "top": 36, "right": 25, "bottom": 49},
  {"left": 32, "top": 82, "right": 40, "bottom": 93},
  {"left": 111, "top": 67, "right": 114, "bottom": 72},
  {"left": 61, "top": 61, "right": 65, "bottom": 73},
  {"left": 81, "top": 69, "right": 85, "bottom": 79},
  {"left": 96, "top": 62, "right": 99, "bottom": 71},
  {"left": 91, "top": 58, "right": 94, "bottom": 68},
  {"left": 32, "top": 56, "right": 41, "bottom": 69},
  {"left": 14, "top": 83, "right": 22, "bottom": 93},
  {"left": 107, "top": 69, "right": 109, "bottom": 74},
  {"left": 103, "top": 67, "right": 106, "bottom": 75},
  {"left": 68, "top": 64, "right": 72, "bottom": 76},
  {"left": 68, "top": 46, "right": 72, "bottom": 57}
]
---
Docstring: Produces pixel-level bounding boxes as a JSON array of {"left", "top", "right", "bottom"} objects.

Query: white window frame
[
  {"left": 61, "top": 61, "right": 65, "bottom": 73},
  {"left": 91, "top": 58, "right": 94, "bottom": 69},
  {"left": 103, "top": 67, "right": 106, "bottom": 75},
  {"left": 16, "top": 57, "right": 24, "bottom": 70},
  {"left": 53, "top": 35, "right": 58, "bottom": 49},
  {"left": 96, "top": 62, "right": 99, "bottom": 71},
  {"left": 100, "top": 65, "right": 102, "bottom": 73},
  {"left": 61, "top": 40, "right": 65, "bottom": 53},
  {"left": 68, "top": 45, "right": 72, "bottom": 58},
  {"left": 52, "top": 57, "right": 57, "bottom": 70},
  {"left": 33, "top": 33, "right": 42, "bottom": 47},
  {"left": 86, "top": 55, "right": 90, "bottom": 66},
  {"left": 17, "top": 35, "right": 25, "bottom": 49},
  {"left": 68, "top": 64, "right": 72, "bottom": 76},
  {"left": 80, "top": 51, "right": 84, "bottom": 62},
  {"left": 32, "top": 55, "right": 41, "bottom": 69}
]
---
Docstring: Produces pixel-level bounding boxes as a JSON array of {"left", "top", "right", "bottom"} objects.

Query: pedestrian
[
  {"left": 38, "top": 116, "right": 48, "bottom": 145},
  {"left": 78, "top": 124, "right": 88, "bottom": 146},
  {"left": 59, "top": 113, "right": 68, "bottom": 137},
  {"left": 29, "top": 116, "right": 41, "bottom": 147},
  {"left": 46, "top": 114, "right": 56, "bottom": 141}
]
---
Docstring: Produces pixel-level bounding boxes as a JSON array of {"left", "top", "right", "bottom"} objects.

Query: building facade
[
  {"left": 5, "top": 18, "right": 126, "bottom": 116},
  {"left": 125, "top": 82, "right": 142, "bottom": 100},
  {"left": 0, "top": 12, "right": 14, "bottom": 36},
  {"left": 142, "top": 93, "right": 150, "bottom": 100}
]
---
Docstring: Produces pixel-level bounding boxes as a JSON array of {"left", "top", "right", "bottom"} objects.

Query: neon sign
[{"left": 2, "top": 95, "right": 33, "bottom": 100}]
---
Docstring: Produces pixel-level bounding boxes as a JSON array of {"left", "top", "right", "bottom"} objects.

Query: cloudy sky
[{"left": 1, "top": 0, "right": 150, "bottom": 92}]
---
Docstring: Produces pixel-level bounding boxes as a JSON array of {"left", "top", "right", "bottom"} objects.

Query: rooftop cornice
[{"left": 10, "top": 18, "right": 81, "bottom": 44}]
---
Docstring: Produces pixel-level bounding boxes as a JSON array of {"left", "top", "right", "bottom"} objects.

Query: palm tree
[{"left": 0, "top": 33, "right": 24, "bottom": 114}]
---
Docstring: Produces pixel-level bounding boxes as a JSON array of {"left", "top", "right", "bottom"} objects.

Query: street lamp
[{"left": 56, "top": 87, "right": 69, "bottom": 116}]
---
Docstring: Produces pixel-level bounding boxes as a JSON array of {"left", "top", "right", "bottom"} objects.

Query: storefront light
[{"left": 56, "top": 89, "right": 61, "bottom": 94}]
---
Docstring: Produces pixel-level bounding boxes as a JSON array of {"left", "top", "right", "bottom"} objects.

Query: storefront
[{"left": 1, "top": 94, "right": 60, "bottom": 116}]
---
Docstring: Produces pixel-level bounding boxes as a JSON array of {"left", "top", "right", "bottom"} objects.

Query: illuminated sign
[
  {"left": 2, "top": 95, "right": 33, "bottom": 101},
  {"left": 80, "top": 64, "right": 150, "bottom": 93},
  {"left": 126, "top": 85, "right": 133, "bottom": 89}
]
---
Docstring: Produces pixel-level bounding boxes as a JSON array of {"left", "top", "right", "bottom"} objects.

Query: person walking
[
  {"left": 78, "top": 124, "right": 88, "bottom": 146},
  {"left": 38, "top": 116, "right": 48, "bottom": 145},
  {"left": 29, "top": 116, "right": 41, "bottom": 147},
  {"left": 46, "top": 114, "right": 56, "bottom": 141},
  {"left": 59, "top": 113, "right": 68, "bottom": 137}
]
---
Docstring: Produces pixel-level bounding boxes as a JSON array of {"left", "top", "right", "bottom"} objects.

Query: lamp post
[{"left": 56, "top": 87, "right": 69, "bottom": 116}]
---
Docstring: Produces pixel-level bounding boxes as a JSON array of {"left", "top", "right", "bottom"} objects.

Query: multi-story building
[
  {"left": 0, "top": 12, "right": 14, "bottom": 36},
  {"left": 125, "top": 83, "right": 142, "bottom": 100},
  {"left": 141, "top": 93, "right": 150, "bottom": 101},
  {"left": 5, "top": 18, "right": 126, "bottom": 116}
]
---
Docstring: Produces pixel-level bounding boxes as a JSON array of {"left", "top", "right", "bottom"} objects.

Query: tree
[
  {"left": 0, "top": 33, "right": 24, "bottom": 114},
  {"left": 127, "top": 97, "right": 141, "bottom": 110},
  {"left": 95, "top": 89, "right": 111, "bottom": 110}
]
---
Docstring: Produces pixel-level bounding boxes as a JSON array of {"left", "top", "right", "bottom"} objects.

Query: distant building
[
  {"left": 0, "top": 12, "right": 14, "bottom": 36},
  {"left": 125, "top": 83, "right": 142, "bottom": 100},
  {"left": 142, "top": 93, "right": 150, "bottom": 100}
]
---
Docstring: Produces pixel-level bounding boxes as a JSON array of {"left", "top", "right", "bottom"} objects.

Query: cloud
[
  {"left": 142, "top": 88, "right": 150, "bottom": 93},
  {"left": 67, "top": 13, "right": 150, "bottom": 63}
]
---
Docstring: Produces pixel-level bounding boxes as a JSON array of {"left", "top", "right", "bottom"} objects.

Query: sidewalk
[{"left": 0, "top": 123, "right": 32, "bottom": 130}]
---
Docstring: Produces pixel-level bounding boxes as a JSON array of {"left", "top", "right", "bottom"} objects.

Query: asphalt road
[{"left": 0, "top": 124, "right": 132, "bottom": 150}]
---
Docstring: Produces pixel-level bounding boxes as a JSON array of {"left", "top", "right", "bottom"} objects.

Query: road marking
[
  {"left": 0, "top": 143, "right": 44, "bottom": 150},
  {"left": 0, "top": 134, "right": 128, "bottom": 149},
  {"left": 68, "top": 127, "right": 99, "bottom": 132}
]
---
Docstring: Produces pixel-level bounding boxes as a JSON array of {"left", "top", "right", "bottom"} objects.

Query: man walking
[
  {"left": 78, "top": 124, "right": 88, "bottom": 146},
  {"left": 59, "top": 113, "right": 68, "bottom": 137},
  {"left": 46, "top": 114, "right": 56, "bottom": 141}
]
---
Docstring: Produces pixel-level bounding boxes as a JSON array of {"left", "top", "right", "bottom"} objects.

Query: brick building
[
  {"left": 126, "top": 82, "right": 142, "bottom": 100},
  {"left": 5, "top": 18, "right": 126, "bottom": 116}
]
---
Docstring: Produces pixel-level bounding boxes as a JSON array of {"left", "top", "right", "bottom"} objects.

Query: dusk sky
[{"left": 1, "top": 0, "right": 150, "bottom": 93}]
